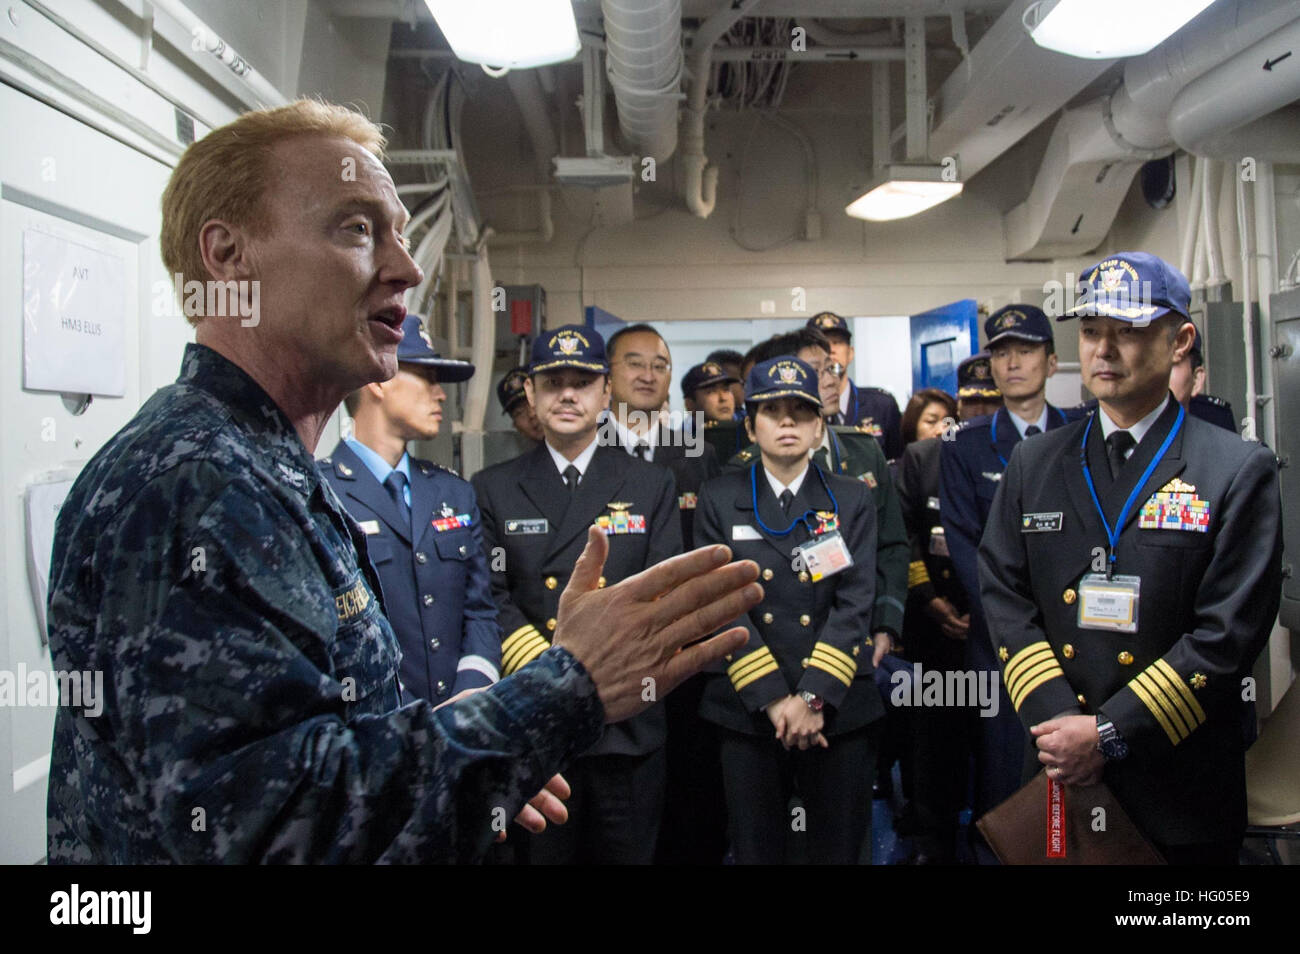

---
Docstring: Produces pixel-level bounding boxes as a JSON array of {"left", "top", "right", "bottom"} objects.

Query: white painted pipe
[
  {"left": 1201, "top": 159, "right": 1226, "bottom": 288},
  {"left": 1253, "top": 160, "right": 1278, "bottom": 447},
  {"left": 1235, "top": 173, "right": 1258, "bottom": 441},
  {"left": 1168, "top": 14, "right": 1300, "bottom": 162},
  {"left": 1178, "top": 156, "right": 1203, "bottom": 281},
  {"left": 602, "top": 0, "right": 682, "bottom": 163},
  {"left": 681, "top": 0, "right": 763, "bottom": 218}
]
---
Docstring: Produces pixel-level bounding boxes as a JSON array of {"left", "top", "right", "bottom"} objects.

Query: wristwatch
[
  {"left": 799, "top": 691, "right": 824, "bottom": 712},
  {"left": 1095, "top": 715, "right": 1129, "bottom": 761}
]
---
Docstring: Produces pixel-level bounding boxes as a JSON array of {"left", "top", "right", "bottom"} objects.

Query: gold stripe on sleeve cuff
[
  {"left": 808, "top": 649, "right": 854, "bottom": 687},
  {"left": 1004, "top": 642, "right": 1066, "bottom": 712},
  {"left": 501, "top": 625, "right": 549, "bottom": 675},
  {"left": 1128, "top": 659, "right": 1206, "bottom": 745},
  {"left": 729, "top": 647, "right": 779, "bottom": 689},
  {"left": 908, "top": 560, "right": 931, "bottom": 589}
]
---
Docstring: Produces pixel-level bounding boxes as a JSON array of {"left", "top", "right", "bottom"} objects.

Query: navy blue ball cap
[
  {"left": 807, "top": 311, "right": 851, "bottom": 340},
  {"left": 496, "top": 366, "right": 530, "bottom": 413},
  {"left": 956, "top": 352, "right": 1000, "bottom": 400},
  {"left": 396, "top": 315, "right": 475, "bottom": 382},
  {"left": 529, "top": 324, "right": 609, "bottom": 375},
  {"left": 681, "top": 360, "right": 739, "bottom": 398},
  {"left": 985, "top": 304, "right": 1054, "bottom": 349},
  {"left": 744, "top": 356, "right": 822, "bottom": 409},
  {"left": 1063, "top": 251, "right": 1191, "bottom": 323}
]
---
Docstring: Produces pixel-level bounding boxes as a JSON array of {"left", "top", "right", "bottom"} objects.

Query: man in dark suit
[
  {"left": 978, "top": 252, "right": 1282, "bottom": 864},
  {"left": 602, "top": 323, "right": 720, "bottom": 551},
  {"left": 807, "top": 311, "right": 904, "bottom": 460},
  {"left": 940, "top": 306, "right": 1078, "bottom": 828},
  {"left": 472, "top": 324, "right": 682, "bottom": 864},
  {"left": 321, "top": 315, "right": 500, "bottom": 705},
  {"left": 600, "top": 324, "right": 726, "bottom": 864}
]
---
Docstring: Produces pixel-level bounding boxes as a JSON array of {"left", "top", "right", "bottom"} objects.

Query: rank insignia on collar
[
  {"left": 607, "top": 501, "right": 632, "bottom": 512},
  {"left": 338, "top": 463, "right": 353, "bottom": 477}
]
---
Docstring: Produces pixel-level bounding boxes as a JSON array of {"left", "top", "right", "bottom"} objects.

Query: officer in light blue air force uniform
[{"left": 321, "top": 315, "right": 501, "bottom": 705}]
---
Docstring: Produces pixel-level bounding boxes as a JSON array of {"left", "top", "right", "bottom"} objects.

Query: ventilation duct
[{"left": 601, "top": 0, "right": 683, "bottom": 163}]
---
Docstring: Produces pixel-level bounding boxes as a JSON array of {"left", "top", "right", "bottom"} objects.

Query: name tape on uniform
[
  {"left": 1021, "top": 512, "right": 1063, "bottom": 533},
  {"left": 505, "top": 518, "right": 549, "bottom": 535},
  {"left": 732, "top": 525, "right": 762, "bottom": 541},
  {"left": 359, "top": 519, "right": 381, "bottom": 535}
]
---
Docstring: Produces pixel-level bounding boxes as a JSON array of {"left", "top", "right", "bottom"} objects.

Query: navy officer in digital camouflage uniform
[{"left": 44, "top": 99, "right": 762, "bottom": 864}]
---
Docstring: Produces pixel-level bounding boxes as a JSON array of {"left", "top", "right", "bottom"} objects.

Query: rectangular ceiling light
[
  {"left": 424, "top": 0, "right": 581, "bottom": 70},
  {"left": 845, "top": 164, "right": 963, "bottom": 222},
  {"left": 1024, "top": 0, "right": 1217, "bottom": 59}
]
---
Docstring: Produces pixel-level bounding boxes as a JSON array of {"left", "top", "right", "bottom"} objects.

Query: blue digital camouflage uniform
[{"left": 45, "top": 343, "right": 603, "bottom": 864}]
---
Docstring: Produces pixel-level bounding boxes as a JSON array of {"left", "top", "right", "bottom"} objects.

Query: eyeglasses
[
  {"left": 617, "top": 357, "right": 671, "bottom": 375},
  {"left": 812, "top": 362, "right": 845, "bottom": 381}
]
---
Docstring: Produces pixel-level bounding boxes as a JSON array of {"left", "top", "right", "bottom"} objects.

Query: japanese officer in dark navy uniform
[
  {"left": 978, "top": 252, "right": 1283, "bottom": 864},
  {"left": 497, "top": 364, "right": 544, "bottom": 445},
  {"left": 940, "top": 306, "right": 1079, "bottom": 827},
  {"left": 321, "top": 314, "right": 500, "bottom": 705},
  {"left": 1171, "top": 326, "right": 1238, "bottom": 433},
  {"left": 471, "top": 324, "right": 682, "bottom": 865},
  {"left": 696, "top": 356, "right": 880, "bottom": 865},
  {"left": 807, "top": 311, "right": 904, "bottom": 460}
]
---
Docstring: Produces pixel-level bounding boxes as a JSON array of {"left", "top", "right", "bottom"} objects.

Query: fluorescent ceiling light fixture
[
  {"left": 424, "top": 0, "right": 580, "bottom": 70},
  {"left": 845, "top": 164, "right": 963, "bottom": 222},
  {"left": 1023, "top": 0, "right": 1216, "bottom": 59}
]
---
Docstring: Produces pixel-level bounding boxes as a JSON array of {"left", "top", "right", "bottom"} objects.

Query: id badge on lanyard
[
  {"left": 796, "top": 530, "right": 853, "bottom": 582},
  {"left": 1076, "top": 402, "right": 1184, "bottom": 634},
  {"left": 1076, "top": 573, "right": 1141, "bottom": 633}
]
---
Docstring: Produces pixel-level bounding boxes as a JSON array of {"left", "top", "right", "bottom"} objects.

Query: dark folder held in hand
[{"left": 976, "top": 771, "right": 1165, "bottom": 865}]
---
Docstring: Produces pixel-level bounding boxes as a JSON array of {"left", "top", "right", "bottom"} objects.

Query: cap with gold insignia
[
  {"left": 956, "top": 352, "right": 1001, "bottom": 400},
  {"left": 529, "top": 323, "right": 610, "bottom": 375},
  {"left": 681, "top": 361, "right": 740, "bottom": 400},
  {"left": 744, "top": 356, "right": 822, "bottom": 410},
  {"left": 396, "top": 315, "right": 475, "bottom": 382},
  {"left": 496, "top": 365, "right": 530, "bottom": 414},
  {"left": 984, "top": 304, "right": 1054, "bottom": 349},
  {"left": 807, "top": 311, "right": 851, "bottom": 341},
  {"left": 1063, "top": 251, "right": 1191, "bottom": 323}
]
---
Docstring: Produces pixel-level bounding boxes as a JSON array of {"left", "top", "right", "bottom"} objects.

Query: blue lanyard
[
  {"left": 989, "top": 406, "right": 1066, "bottom": 468},
  {"left": 749, "top": 462, "right": 839, "bottom": 537},
  {"left": 1079, "top": 403, "right": 1184, "bottom": 578}
]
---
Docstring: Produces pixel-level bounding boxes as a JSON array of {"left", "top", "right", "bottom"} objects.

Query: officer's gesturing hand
[
  {"left": 553, "top": 526, "right": 763, "bottom": 723},
  {"left": 1032, "top": 715, "right": 1104, "bottom": 786}
]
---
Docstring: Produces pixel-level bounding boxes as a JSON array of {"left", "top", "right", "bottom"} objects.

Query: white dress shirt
[
  {"left": 1098, "top": 394, "right": 1171, "bottom": 460},
  {"left": 765, "top": 463, "right": 809, "bottom": 501},
  {"left": 1007, "top": 404, "right": 1049, "bottom": 439},
  {"left": 546, "top": 434, "right": 600, "bottom": 481}
]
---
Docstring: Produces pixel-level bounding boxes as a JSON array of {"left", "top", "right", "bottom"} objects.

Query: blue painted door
[{"left": 910, "top": 299, "right": 979, "bottom": 396}]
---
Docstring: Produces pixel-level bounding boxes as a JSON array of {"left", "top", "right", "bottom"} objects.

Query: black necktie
[
  {"left": 779, "top": 489, "right": 794, "bottom": 513},
  {"left": 384, "top": 470, "right": 409, "bottom": 515},
  {"left": 633, "top": 443, "right": 649, "bottom": 461},
  {"left": 831, "top": 413, "right": 844, "bottom": 427},
  {"left": 1024, "top": 424, "right": 1041, "bottom": 437},
  {"left": 563, "top": 464, "right": 581, "bottom": 496},
  {"left": 1106, "top": 431, "right": 1136, "bottom": 480}
]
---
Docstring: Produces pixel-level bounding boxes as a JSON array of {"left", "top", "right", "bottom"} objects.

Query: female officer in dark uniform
[{"left": 696, "top": 355, "right": 880, "bottom": 864}]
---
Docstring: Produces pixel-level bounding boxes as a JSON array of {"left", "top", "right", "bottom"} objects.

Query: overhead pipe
[
  {"left": 1201, "top": 159, "right": 1227, "bottom": 288},
  {"left": 490, "top": 70, "right": 557, "bottom": 245},
  {"left": 1253, "top": 161, "right": 1279, "bottom": 447},
  {"left": 1167, "top": 15, "right": 1300, "bottom": 162},
  {"left": 1235, "top": 172, "right": 1258, "bottom": 442},
  {"left": 1178, "top": 156, "right": 1204, "bottom": 282},
  {"left": 601, "top": 0, "right": 683, "bottom": 163},
  {"left": 681, "top": 0, "right": 763, "bottom": 218},
  {"left": 145, "top": 0, "right": 286, "bottom": 106}
]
